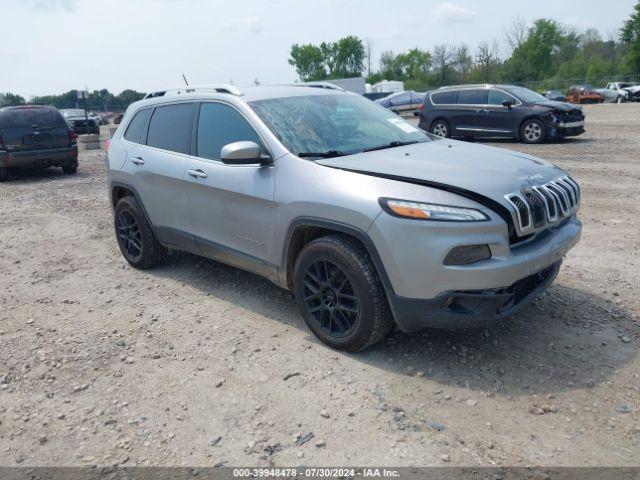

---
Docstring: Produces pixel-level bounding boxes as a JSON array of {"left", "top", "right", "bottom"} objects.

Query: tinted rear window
[
  {"left": 124, "top": 108, "right": 152, "bottom": 144},
  {"left": 0, "top": 107, "right": 66, "bottom": 129},
  {"left": 431, "top": 90, "right": 458, "bottom": 104},
  {"left": 146, "top": 103, "right": 193, "bottom": 154},
  {"left": 457, "top": 89, "right": 488, "bottom": 104}
]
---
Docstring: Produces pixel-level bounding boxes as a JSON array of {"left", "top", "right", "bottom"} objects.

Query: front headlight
[
  {"left": 545, "top": 111, "right": 559, "bottom": 123},
  {"left": 380, "top": 198, "right": 489, "bottom": 222}
]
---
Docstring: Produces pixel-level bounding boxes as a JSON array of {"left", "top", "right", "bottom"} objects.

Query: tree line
[
  {"left": 289, "top": 2, "right": 640, "bottom": 91},
  {"left": 0, "top": 89, "right": 145, "bottom": 110}
]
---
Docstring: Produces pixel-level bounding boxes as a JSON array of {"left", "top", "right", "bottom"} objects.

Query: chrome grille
[{"left": 506, "top": 176, "right": 580, "bottom": 236}]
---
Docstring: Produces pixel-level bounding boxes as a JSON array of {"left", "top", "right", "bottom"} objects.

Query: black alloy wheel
[
  {"left": 116, "top": 209, "right": 143, "bottom": 262},
  {"left": 302, "top": 258, "right": 360, "bottom": 338}
]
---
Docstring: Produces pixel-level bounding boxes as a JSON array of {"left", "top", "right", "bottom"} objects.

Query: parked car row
[
  {"left": 416, "top": 84, "right": 585, "bottom": 144},
  {"left": 59, "top": 109, "right": 100, "bottom": 135},
  {"left": 543, "top": 83, "right": 640, "bottom": 104},
  {"left": 595, "top": 82, "right": 640, "bottom": 103}
]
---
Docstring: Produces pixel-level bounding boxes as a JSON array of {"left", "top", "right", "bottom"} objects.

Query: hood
[
  {"left": 316, "top": 139, "right": 567, "bottom": 210},
  {"left": 623, "top": 85, "right": 640, "bottom": 93},
  {"left": 532, "top": 100, "right": 581, "bottom": 112}
]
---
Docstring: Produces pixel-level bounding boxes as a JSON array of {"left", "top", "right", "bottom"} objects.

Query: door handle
[
  {"left": 130, "top": 156, "right": 145, "bottom": 165},
  {"left": 188, "top": 169, "right": 208, "bottom": 179}
]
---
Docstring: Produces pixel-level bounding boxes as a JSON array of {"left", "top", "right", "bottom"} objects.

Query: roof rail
[
  {"left": 143, "top": 84, "right": 242, "bottom": 99},
  {"left": 297, "top": 81, "right": 344, "bottom": 91}
]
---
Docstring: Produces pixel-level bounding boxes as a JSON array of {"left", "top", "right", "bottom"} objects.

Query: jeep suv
[
  {"left": 0, "top": 105, "right": 78, "bottom": 181},
  {"left": 107, "top": 85, "right": 581, "bottom": 351}
]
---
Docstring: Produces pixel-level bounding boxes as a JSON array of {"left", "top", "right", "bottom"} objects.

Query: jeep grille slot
[
  {"left": 506, "top": 176, "right": 580, "bottom": 237},
  {"left": 506, "top": 194, "right": 531, "bottom": 231}
]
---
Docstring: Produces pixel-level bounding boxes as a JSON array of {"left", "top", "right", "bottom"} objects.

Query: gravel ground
[{"left": 0, "top": 103, "right": 638, "bottom": 467}]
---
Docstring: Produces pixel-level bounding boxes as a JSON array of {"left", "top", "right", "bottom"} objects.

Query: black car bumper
[
  {"left": 0, "top": 146, "right": 78, "bottom": 169},
  {"left": 388, "top": 261, "right": 561, "bottom": 333},
  {"left": 72, "top": 126, "right": 100, "bottom": 135}
]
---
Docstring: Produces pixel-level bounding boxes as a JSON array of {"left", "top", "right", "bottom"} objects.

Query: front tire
[
  {"left": 520, "top": 119, "right": 546, "bottom": 144},
  {"left": 430, "top": 119, "right": 451, "bottom": 138},
  {"left": 293, "top": 235, "right": 394, "bottom": 352},
  {"left": 114, "top": 196, "right": 165, "bottom": 269},
  {"left": 616, "top": 95, "right": 624, "bottom": 104}
]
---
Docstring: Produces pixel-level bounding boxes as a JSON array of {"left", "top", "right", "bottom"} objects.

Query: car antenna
[{"left": 182, "top": 74, "right": 189, "bottom": 86}]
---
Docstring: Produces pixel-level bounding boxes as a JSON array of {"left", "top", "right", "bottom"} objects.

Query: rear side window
[
  {"left": 0, "top": 107, "right": 66, "bottom": 130},
  {"left": 123, "top": 109, "right": 151, "bottom": 143},
  {"left": 146, "top": 103, "right": 194, "bottom": 154},
  {"left": 488, "top": 89, "right": 515, "bottom": 105},
  {"left": 196, "top": 103, "right": 262, "bottom": 161},
  {"left": 457, "top": 89, "right": 488, "bottom": 105},
  {"left": 431, "top": 90, "right": 458, "bottom": 104}
]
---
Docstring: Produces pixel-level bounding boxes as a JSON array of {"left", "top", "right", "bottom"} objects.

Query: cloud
[
  {"left": 434, "top": 2, "right": 474, "bottom": 24},
  {"left": 26, "top": 0, "right": 76, "bottom": 12},
  {"left": 219, "top": 15, "right": 263, "bottom": 34}
]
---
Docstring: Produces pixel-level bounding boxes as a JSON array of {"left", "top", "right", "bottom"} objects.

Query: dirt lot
[{"left": 0, "top": 104, "right": 639, "bottom": 467}]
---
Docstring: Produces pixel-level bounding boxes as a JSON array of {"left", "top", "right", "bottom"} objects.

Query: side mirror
[
  {"left": 220, "top": 141, "right": 271, "bottom": 165},
  {"left": 502, "top": 100, "right": 514, "bottom": 109}
]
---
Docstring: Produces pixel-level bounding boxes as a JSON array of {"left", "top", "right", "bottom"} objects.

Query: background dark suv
[
  {"left": 418, "top": 84, "right": 585, "bottom": 144},
  {"left": 0, "top": 105, "right": 78, "bottom": 181}
]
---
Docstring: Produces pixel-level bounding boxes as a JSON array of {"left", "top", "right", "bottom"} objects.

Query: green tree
[
  {"left": 289, "top": 43, "right": 327, "bottom": 81},
  {"left": 621, "top": 0, "right": 640, "bottom": 73},
  {"left": 289, "top": 36, "right": 365, "bottom": 81},
  {"left": 0, "top": 92, "right": 26, "bottom": 107},
  {"left": 332, "top": 35, "right": 365, "bottom": 78}
]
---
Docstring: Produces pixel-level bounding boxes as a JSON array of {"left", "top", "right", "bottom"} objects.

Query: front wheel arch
[{"left": 282, "top": 218, "right": 394, "bottom": 296}]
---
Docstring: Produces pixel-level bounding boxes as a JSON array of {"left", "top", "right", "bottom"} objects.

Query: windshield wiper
[
  {"left": 297, "top": 150, "right": 346, "bottom": 158},
  {"left": 362, "top": 140, "right": 422, "bottom": 153}
]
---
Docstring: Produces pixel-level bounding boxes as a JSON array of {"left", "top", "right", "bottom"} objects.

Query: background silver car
[{"left": 107, "top": 85, "right": 581, "bottom": 351}]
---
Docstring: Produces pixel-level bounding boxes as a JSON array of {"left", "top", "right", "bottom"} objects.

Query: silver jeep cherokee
[{"left": 107, "top": 84, "right": 581, "bottom": 351}]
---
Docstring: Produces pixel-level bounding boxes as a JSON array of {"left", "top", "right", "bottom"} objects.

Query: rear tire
[
  {"left": 616, "top": 95, "right": 624, "bottom": 104},
  {"left": 520, "top": 118, "right": 546, "bottom": 144},
  {"left": 0, "top": 168, "right": 8, "bottom": 182},
  {"left": 114, "top": 196, "right": 165, "bottom": 269},
  {"left": 62, "top": 165, "right": 77, "bottom": 174},
  {"left": 430, "top": 119, "right": 451, "bottom": 138},
  {"left": 293, "top": 235, "right": 394, "bottom": 352}
]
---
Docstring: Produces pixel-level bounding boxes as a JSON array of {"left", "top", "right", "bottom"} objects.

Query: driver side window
[
  {"left": 488, "top": 89, "right": 514, "bottom": 105},
  {"left": 197, "top": 103, "right": 263, "bottom": 161}
]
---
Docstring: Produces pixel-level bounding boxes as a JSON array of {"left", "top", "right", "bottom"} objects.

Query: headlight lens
[{"left": 380, "top": 198, "right": 489, "bottom": 222}]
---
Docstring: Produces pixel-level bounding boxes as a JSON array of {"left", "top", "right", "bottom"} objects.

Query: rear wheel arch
[{"left": 110, "top": 181, "right": 155, "bottom": 230}]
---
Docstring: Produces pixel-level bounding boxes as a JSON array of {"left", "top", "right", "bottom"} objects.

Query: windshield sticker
[{"left": 387, "top": 117, "right": 420, "bottom": 134}]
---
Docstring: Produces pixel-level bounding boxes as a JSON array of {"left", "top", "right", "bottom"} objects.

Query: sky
[{"left": 1, "top": 0, "right": 636, "bottom": 98}]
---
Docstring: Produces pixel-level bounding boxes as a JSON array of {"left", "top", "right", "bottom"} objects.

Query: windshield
[
  {"left": 505, "top": 86, "right": 548, "bottom": 103},
  {"left": 248, "top": 94, "right": 431, "bottom": 157},
  {"left": 61, "top": 109, "right": 86, "bottom": 117}
]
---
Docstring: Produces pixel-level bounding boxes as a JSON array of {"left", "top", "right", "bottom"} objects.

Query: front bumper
[
  {"left": 389, "top": 261, "right": 560, "bottom": 331},
  {"left": 546, "top": 120, "right": 585, "bottom": 139},
  {"left": 0, "top": 146, "right": 78, "bottom": 169},
  {"left": 368, "top": 212, "right": 581, "bottom": 332}
]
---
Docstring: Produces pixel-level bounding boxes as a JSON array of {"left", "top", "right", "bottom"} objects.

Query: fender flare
[{"left": 281, "top": 217, "right": 397, "bottom": 296}]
